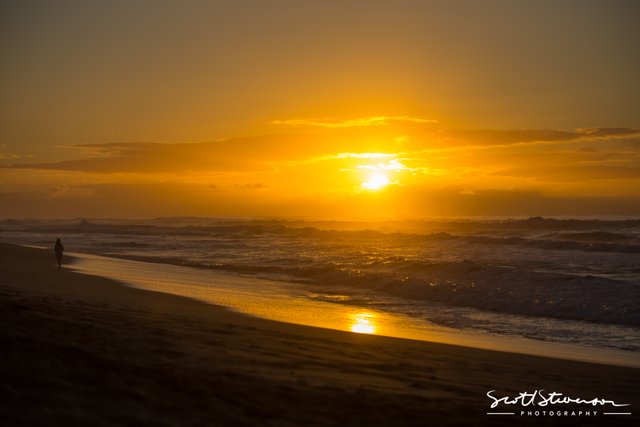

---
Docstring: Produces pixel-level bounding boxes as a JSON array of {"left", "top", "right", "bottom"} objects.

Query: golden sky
[{"left": 1, "top": 0, "right": 639, "bottom": 218}]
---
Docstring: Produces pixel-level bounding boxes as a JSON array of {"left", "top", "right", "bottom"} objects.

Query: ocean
[{"left": 2, "top": 216, "right": 639, "bottom": 356}]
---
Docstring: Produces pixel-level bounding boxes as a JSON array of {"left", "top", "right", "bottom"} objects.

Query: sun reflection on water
[{"left": 350, "top": 312, "right": 376, "bottom": 334}]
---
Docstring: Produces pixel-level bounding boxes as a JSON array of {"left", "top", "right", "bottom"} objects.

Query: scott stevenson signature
[{"left": 487, "top": 390, "right": 630, "bottom": 409}]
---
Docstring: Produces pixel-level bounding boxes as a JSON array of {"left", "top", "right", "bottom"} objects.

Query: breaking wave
[{"left": 2, "top": 216, "right": 639, "bottom": 327}]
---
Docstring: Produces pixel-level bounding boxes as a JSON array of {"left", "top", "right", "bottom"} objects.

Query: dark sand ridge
[{"left": 1, "top": 243, "right": 638, "bottom": 426}]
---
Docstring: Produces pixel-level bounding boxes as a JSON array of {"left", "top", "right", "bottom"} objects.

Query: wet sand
[{"left": 1, "top": 243, "right": 638, "bottom": 426}]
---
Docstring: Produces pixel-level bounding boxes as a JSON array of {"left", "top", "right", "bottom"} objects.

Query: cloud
[
  {"left": 4, "top": 182, "right": 639, "bottom": 219},
  {"left": 411, "top": 127, "right": 640, "bottom": 153},
  {"left": 0, "top": 151, "right": 21, "bottom": 160},
  {"left": 335, "top": 153, "right": 395, "bottom": 159},
  {"left": 384, "top": 186, "right": 640, "bottom": 217},
  {"left": 232, "top": 183, "right": 269, "bottom": 190},
  {"left": 436, "top": 127, "right": 640, "bottom": 147},
  {"left": 3, "top": 137, "right": 302, "bottom": 173},
  {"left": 272, "top": 116, "right": 437, "bottom": 128},
  {"left": 440, "top": 129, "right": 578, "bottom": 145},
  {"left": 1, "top": 130, "right": 416, "bottom": 173},
  {"left": 0, "top": 122, "right": 638, "bottom": 219},
  {"left": 356, "top": 159, "right": 406, "bottom": 172},
  {"left": 0, "top": 181, "right": 299, "bottom": 218},
  {"left": 578, "top": 127, "right": 640, "bottom": 138},
  {"left": 490, "top": 165, "right": 640, "bottom": 181}
]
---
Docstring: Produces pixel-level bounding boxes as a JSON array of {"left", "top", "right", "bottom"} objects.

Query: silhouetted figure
[{"left": 54, "top": 238, "right": 64, "bottom": 271}]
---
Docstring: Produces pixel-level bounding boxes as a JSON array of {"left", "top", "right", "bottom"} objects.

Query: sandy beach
[{"left": 1, "top": 242, "right": 638, "bottom": 426}]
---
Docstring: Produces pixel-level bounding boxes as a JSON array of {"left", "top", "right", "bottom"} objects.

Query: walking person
[{"left": 54, "top": 238, "right": 64, "bottom": 271}]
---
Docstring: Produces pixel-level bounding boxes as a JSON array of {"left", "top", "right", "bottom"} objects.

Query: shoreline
[
  {"left": 65, "top": 248, "right": 640, "bottom": 368},
  {"left": 1, "top": 242, "right": 638, "bottom": 425}
]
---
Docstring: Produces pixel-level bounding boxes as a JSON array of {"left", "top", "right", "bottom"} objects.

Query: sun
[{"left": 361, "top": 172, "right": 390, "bottom": 191}]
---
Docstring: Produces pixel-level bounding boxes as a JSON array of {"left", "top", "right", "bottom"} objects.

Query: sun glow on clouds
[
  {"left": 337, "top": 152, "right": 395, "bottom": 159},
  {"left": 272, "top": 116, "right": 436, "bottom": 128},
  {"left": 342, "top": 154, "right": 411, "bottom": 191},
  {"left": 361, "top": 172, "right": 390, "bottom": 191},
  {"left": 4, "top": 122, "right": 640, "bottom": 217},
  {"left": 357, "top": 159, "right": 405, "bottom": 172},
  {"left": 331, "top": 153, "right": 411, "bottom": 191}
]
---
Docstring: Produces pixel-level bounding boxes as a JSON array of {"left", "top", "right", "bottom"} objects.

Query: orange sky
[{"left": 1, "top": 1, "right": 639, "bottom": 218}]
